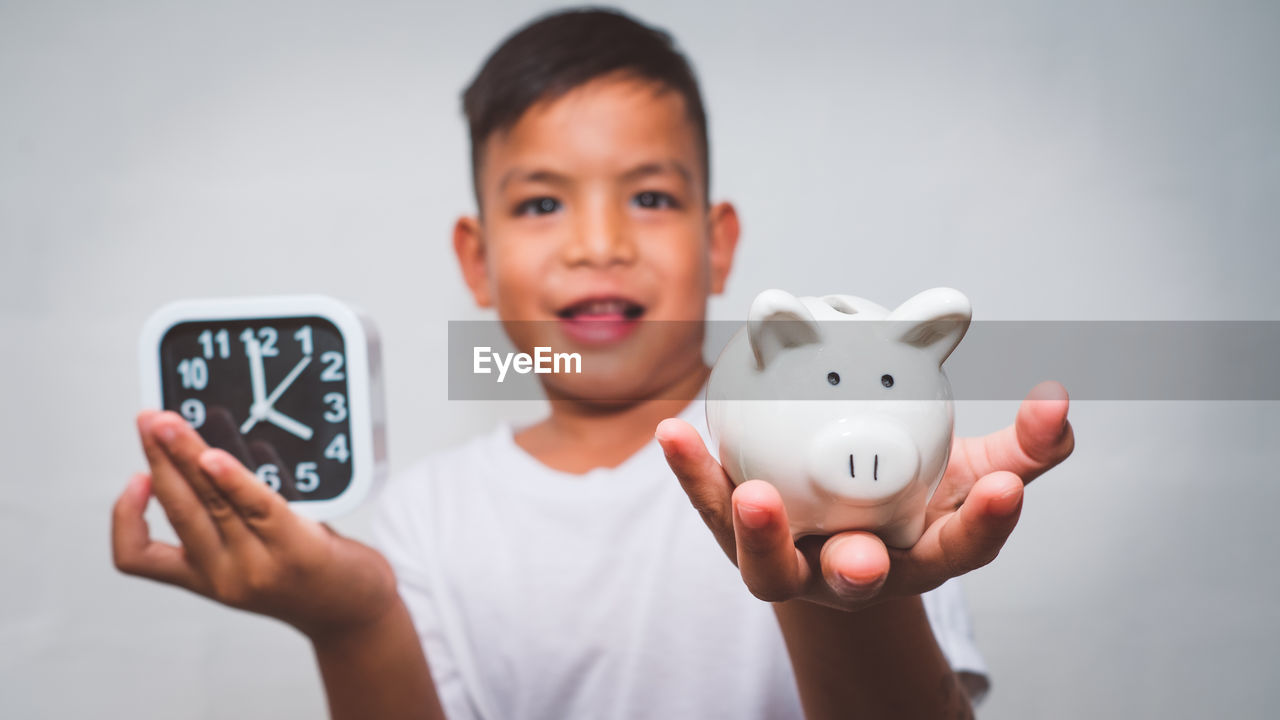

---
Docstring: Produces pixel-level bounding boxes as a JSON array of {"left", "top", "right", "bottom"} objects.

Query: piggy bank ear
[
  {"left": 885, "top": 287, "right": 972, "bottom": 366},
  {"left": 748, "top": 289, "right": 821, "bottom": 370}
]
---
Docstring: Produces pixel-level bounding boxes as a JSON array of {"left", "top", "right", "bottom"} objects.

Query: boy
[{"left": 112, "top": 8, "right": 1074, "bottom": 719}]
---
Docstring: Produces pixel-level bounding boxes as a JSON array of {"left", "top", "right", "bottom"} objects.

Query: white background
[{"left": 2, "top": 1, "right": 1278, "bottom": 717}]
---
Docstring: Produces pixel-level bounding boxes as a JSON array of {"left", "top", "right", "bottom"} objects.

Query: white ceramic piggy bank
[{"left": 705, "top": 288, "right": 972, "bottom": 548}]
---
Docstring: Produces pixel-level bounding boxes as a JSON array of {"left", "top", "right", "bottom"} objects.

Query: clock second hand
[
  {"left": 261, "top": 355, "right": 312, "bottom": 409},
  {"left": 240, "top": 355, "right": 312, "bottom": 434}
]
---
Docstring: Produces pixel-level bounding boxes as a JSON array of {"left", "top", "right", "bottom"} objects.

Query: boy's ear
[
  {"left": 707, "top": 201, "right": 740, "bottom": 295},
  {"left": 452, "top": 215, "right": 493, "bottom": 308}
]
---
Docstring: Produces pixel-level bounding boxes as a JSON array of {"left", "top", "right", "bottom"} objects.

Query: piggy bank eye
[
  {"left": 827, "top": 372, "right": 840, "bottom": 386},
  {"left": 881, "top": 374, "right": 895, "bottom": 388}
]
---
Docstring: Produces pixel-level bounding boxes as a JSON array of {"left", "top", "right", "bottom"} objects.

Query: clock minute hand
[
  {"left": 245, "top": 335, "right": 267, "bottom": 404},
  {"left": 240, "top": 335, "right": 272, "bottom": 434}
]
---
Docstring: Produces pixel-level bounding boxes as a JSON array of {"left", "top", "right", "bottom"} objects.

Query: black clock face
[{"left": 158, "top": 316, "right": 354, "bottom": 502}]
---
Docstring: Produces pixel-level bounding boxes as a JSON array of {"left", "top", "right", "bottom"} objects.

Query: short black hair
[{"left": 462, "top": 7, "right": 710, "bottom": 208}]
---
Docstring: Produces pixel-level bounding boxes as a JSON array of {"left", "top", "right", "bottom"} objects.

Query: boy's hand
[
  {"left": 656, "top": 381, "right": 1074, "bottom": 611},
  {"left": 112, "top": 410, "right": 398, "bottom": 640}
]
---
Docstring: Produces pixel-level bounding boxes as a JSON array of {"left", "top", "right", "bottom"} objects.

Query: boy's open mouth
[
  {"left": 556, "top": 297, "right": 646, "bottom": 321},
  {"left": 556, "top": 296, "right": 645, "bottom": 345}
]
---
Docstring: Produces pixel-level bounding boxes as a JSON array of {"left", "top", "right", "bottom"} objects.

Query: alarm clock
[{"left": 139, "top": 295, "right": 386, "bottom": 519}]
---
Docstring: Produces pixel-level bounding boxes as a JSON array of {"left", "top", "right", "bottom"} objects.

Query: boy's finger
[
  {"left": 731, "top": 480, "right": 808, "bottom": 601},
  {"left": 199, "top": 448, "right": 293, "bottom": 541},
  {"left": 972, "top": 382, "right": 1074, "bottom": 485},
  {"left": 196, "top": 463, "right": 266, "bottom": 553},
  {"left": 1014, "top": 381, "right": 1075, "bottom": 482},
  {"left": 656, "top": 418, "right": 736, "bottom": 557},
  {"left": 111, "top": 473, "right": 199, "bottom": 589},
  {"left": 820, "top": 531, "right": 890, "bottom": 603},
  {"left": 154, "top": 412, "right": 255, "bottom": 542},
  {"left": 137, "top": 411, "right": 224, "bottom": 561},
  {"left": 894, "top": 471, "right": 1023, "bottom": 593}
]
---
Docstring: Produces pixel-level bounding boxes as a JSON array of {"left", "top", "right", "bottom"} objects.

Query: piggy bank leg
[{"left": 880, "top": 514, "right": 928, "bottom": 550}]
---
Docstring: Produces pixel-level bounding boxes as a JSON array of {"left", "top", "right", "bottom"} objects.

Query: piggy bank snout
[{"left": 805, "top": 418, "right": 921, "bottom": 504}]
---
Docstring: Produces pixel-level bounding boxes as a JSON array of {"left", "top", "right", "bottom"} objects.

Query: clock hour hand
[{"left": 263, "top": 407, "right": 314, "bottom": 441}]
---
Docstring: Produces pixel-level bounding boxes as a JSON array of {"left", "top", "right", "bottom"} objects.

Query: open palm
[{"left": 657, "top": 381, "right": 1075, "bottom": 611}]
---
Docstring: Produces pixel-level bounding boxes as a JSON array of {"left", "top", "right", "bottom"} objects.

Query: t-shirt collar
[{"left": 499, "top": 382, "right": 708, "bottom": 480}]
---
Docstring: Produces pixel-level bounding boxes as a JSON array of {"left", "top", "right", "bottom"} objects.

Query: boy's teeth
[
  {"left": 583, "top": 300, "right": 624, "bottom": 314},
  {"left": 563, "top": 298, "right": 642, "bottom": 318}
]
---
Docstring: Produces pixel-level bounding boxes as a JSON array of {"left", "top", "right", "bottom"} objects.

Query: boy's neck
[{"left": 514, "top": 360, "right": 710, "bottom": 474}]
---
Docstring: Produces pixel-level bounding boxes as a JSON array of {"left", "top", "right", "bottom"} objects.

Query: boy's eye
[
  {"left": 632, "top": 191, "right": 678, "bottom": 210},
  {"left": 515, "top": 197, "right": 561, "bottom": 216}
]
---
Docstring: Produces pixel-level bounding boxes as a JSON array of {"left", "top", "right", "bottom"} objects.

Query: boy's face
[{"left": 454, "top": 74, "right": 739, "bottom": 403}]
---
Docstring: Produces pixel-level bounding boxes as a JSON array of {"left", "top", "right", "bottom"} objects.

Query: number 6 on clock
[{"left": 139, "top": 295, "right": 387, "bottom": 519}]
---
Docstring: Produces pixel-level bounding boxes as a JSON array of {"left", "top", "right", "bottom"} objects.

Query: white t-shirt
[{"left": 372, "top": 399, "right": 989, "bottom": 720}]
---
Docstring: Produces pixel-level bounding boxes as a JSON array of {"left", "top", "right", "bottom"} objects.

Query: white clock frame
[{"left": 139, "top": 295, "right": 387, "bottom": 520}]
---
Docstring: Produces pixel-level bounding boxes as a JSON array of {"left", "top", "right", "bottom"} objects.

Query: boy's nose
[{"left": 561, "top": 202, "right": 637, "bottom": 267}]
